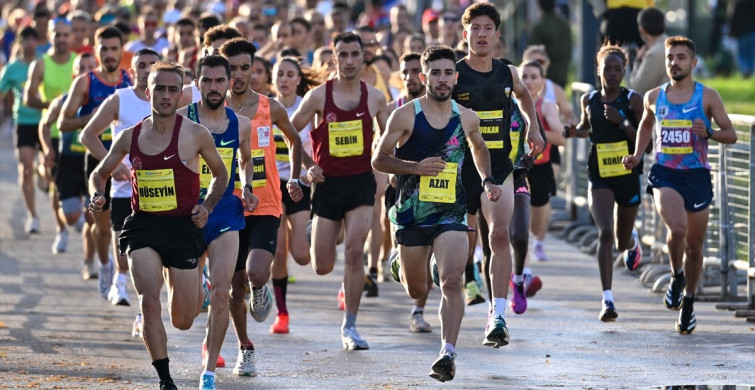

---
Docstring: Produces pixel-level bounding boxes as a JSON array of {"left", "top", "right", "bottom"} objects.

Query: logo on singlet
[
  {"left": 326, "top": 112, "right": 337, "bottom": 123},
  {"left": 682, "top": 106, "right": 697, "bottom": 114},
  {"left": 220, "top": 139, "right": 234, "bottom": 146},
  {"left": 657, "top": 105, "right": 668, "bottom": 117},
  {"left": 456, "top": 92, "right": 470, "bottom": 101}
]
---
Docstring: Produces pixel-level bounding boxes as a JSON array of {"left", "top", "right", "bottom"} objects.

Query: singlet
[
  {"left": 389, "top": 99, "right": 467, "bottom": 229},
  {"left": 311, "top": 80, "right": 374, "bottom": 177},
  {"left": 533, "top": 97, "right": 552, "bottom": 165},
  {"left": 509, "top": 99, "right": 527, "bottom": 164},
  {"left": 79, "top": 69, "right": 132, "bottom": 149},
  {"left": 57, "top": 94, "right": 86, "bottom": 156},
  {"left": 543, "top": 79, "right": 557, "bottom": 104},
  {"left": 654, "top": 82, "right": 711, "bottom": 170},
  {"left": 586, "top": 87, "right": 642, "bottom": 179},
  {"left": 452, "top": 59, "right": 514, "bottom": 177},
  {"left": 41, "top": 53, "right": 75, "bottom": 139},
  {"left": 186, "top": 103, "right": 239, "bottom": 201},
  {"left": 111, "top": 88, "right": 151, "bottom": 198},
  {"left": 129, "top": 115, "right": 199, "bottom": 216},
  {"left": 274, "top": 95, "right": 312, "bottom": 182},
  {"left": 234, "top": 95, "right": 283, "bottom": 217}
]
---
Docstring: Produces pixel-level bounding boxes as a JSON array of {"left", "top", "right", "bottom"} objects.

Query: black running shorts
[{"left": 119, "top": 212, "right": 205, "bottom": 270}]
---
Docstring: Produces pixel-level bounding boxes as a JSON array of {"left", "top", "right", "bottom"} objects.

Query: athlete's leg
[
  {"left": 342, "top": 206, "right": 373, "bottom": 314},
  {"left": 367, "top": 170, "right": 388, "bottom": 273},
  {"left": 477, "top": 212, "right": 492, "bottom": 301},
  {"left": 93, "top": 210, "right": 112, "bottom": 265},
  {"left": 129, "top": 247, "right": 169, "bottom": 360},
  {"left": 653, "top": 187, "right": 688, "bottom": 273},
  {"left": 203, "top": 231, "right": 238, "bottom": 372},
  {"left": 229, "top": 269, "right": 250, "bottom": 344},
  {"left": 432, "top": 230, "right": 469, "bottom": 347},
  {"left": 16, "top": 145, "right": 38, "bottom": 221},
  {"left": 683, "top": 208, "right": 710, "bottom": 295},
  {"left": 397, "top": 244, "right": 433, "bottom": 299},
  {"left": 530, "top": 201, "right": 551, "bottom": 243},
  {"left": 310, "top": 215, "right": 341, "bottom": 275},
  {"left": 589, "top": 188, "right": 617, "bottom": 292},
  {"left": 614, "top": 205, "right": 639, "bottom": 251},
  {"left": 286, "top": 211, "right": 311, "bottom": 265},
  {"left": 479, "top": 177, "right": 515, "bottom": 301},
  {"left": 510, "top": 192, "right": 531, "bottom": 276}
]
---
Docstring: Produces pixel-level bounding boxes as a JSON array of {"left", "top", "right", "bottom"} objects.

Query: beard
[
  {"left": 407, "top": 85, "right": 425, "bottom": 99},
  {"left": 427, "top": 84, "right": 452, "bottom": 102},
  {"left": 203, "top": 93, "right": 226, "bottom": 110}
]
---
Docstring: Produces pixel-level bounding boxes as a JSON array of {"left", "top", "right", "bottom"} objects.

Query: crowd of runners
[{"left": 0, "top": 0, "right": 740, "bottom": 388}]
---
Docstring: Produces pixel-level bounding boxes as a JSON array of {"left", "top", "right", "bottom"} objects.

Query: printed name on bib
[
  {"left": 419, "top": 162, "right": 458, "bottom": 203},
  {"left": 596, "top": 141, "right": 630, "bottom": 178},
  {"left": 660, "top": 119, "right": 693, "bottom": 154},
  {"left": 251, "top": 149, "right": 266, "bottom": 188},
  {"left": 328, "top": 120, "right": 364, "bottom": 157},
  {"left": 477, "top": 110, "right": 504, "bottom": 149},
  {"left": 136, "top": 169, "right": 177, "bottom": 212},
  {"left": 199, "top": 147, "right": 234, "bottom": 192}
]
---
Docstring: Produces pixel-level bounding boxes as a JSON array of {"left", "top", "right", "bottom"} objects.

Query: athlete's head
[
  {"left": 18, "top": 26, "right": 40, "bottom": 57},
  {"left": 197, "top": 55, "right": 231, "bottom": 110},
  {"left": 132, "top": 48, "right": 161, "bottom": 89},
  {"left": 251, "top": 56, "right": 273, "bottom": 94},
  {"left": 67, "top": 10, "right": 91, "bottom": 52},
  {"left": 219, "top": 37, "right": 256, "bottom": 96},
  {"left": 461, "top": 3, "right": 501, "bottom": 57},
  {"left": 333, "top": 32, "right": 364, "bottom": 80},
  {"left": 74, "top": 52, "right": 97, "bottom": 76},
  {"left": 274, "top": 57, "right": 319, "bottom": 99},
  {"left": 203, "top": 25, "right": 243, "bottom": 55},
  {"left": 147, "top": 61, "right": 185, "bottom": 117},
  {"left": 420, "top": 45, "right": 456, "bottom": 102},
  {"left": 518, "top": 60, "right": 545, "bottom": 96},
  {"left": 95, "top": 26, "right": 124, "bottom": 73},
  {"left": 596, "top": 44, "right": 627, "bottom": 89},
  {"left": 399, "top": 52, "right": 424, "bottom": 98},
  {"left": 522, "top": 45, "right": 550, "bottom": 73},
  {"left": 49, "top": 18, "right": 72, "bottom": 55},
  {"left": 665, "top": 36, "right": 697, "bottom": 82}
]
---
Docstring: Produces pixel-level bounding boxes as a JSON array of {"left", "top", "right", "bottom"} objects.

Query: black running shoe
[
  {"left": 676, "top": 296, "right": 696, "bottom": 334},
  {"left": 429, "top": 351, "right": 456, "bottom": 382},
  {"left": 664, "top": 272, "right": 686, "bottom": 310},
  {"left": 599, "top": 300, "right": 618, "bottom": 322},
  {"left": 363, "top": 274, "right": 378, "bottom": 297},
  {"left": 159, "top": 379, "right": 177, "bottom": 390}
]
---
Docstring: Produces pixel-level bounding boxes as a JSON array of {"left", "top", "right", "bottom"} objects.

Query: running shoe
[
  {"left": 51, "top": 229, "right": 69, "bottom": 254},
  {"left": 159, "top": 379, "right": 177, "bottom": 390},
  {"left": 428, "top": 350, "right": 457, "bottom": 382},
  {"left": 473, "top": 260, "right": 484, "bottom": 291},
  {"left": 199, "top": 373, "right": 216, "bottom": 390},
  {"left": 409, "top": 312, "right": 432, "bottom": 333},
  {"left": 336, "top": 286, "right": 345, "bottom": 311},
  {"left": 287, "top": 275, "right": 297, "bottom": 283},
  {"left": 201, "top": 341, "right": 225, "bottom": 368},
  {"left": 623, "top": 228, "right": 642, "bottom": 271},
  {"left": 201, "top": 278, "right": 211, "bottom": 312},
  {"left": 464, "top": 281, "right": 485, "bottom": 306},
  {"left": 390, "top": 249, "right": 401, "bottom": 283},
  {"left": 483, "top": 314, "right": 510, "bottom": 348},
  {"left": 107, "top": 278, "right": 131, "bottom": 306},
  {"left": 249, "top": 284, "right": 273, "bottom": 322},
  {"left": 132, "top": 313, "right": 143, "bottom": 338},
  {"left": 98, "top": 258, "right": 114, "bottom": 300},
  {"left": 364, "top": 273, "right": 378, "bottom": 297},
  {"left": 232, "top": 344, "right": 257, "bottom": 376},
  {"left": 676, "top": 296, "right": 696, "bottom": 334},
  {"left": 25, "top": 216, "right": 40, "bottom": 234},
  {"left": 533, "top": 242, "right": 548, "bottom": 261},
  {"left": 523, "top": 273, "right": 542, "bottom": 297},
  {"left": 509, "top": 275, "right": 527, "bottom": 315},
  {"left": 430, "top": 255, "right": 440, "bottom": 287},
  {"left": 341, "top": 326, "right": 369, "bottom": 350},
  {"left": 270, "top": 314, "right": 289, "bottom": 334},
  {"left": 664, "top": 272, "right": 686, "bottom": 310},
  {"left": 599, "top": 300, "right": 618, "bottom": 322},
  {"left": 82, "top": 259, "right": 98, "bottom": 280}
]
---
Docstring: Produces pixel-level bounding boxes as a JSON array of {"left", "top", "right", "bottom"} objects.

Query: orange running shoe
[
  {"left": 270, "top": 314, "right": 290, "bottom": 334},
  {"left": 201, "top": 341, "right": 225, "bottom": 368}
]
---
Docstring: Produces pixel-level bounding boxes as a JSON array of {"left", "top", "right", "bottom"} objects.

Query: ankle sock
[
  {"left": 411, "top": 306, "right": 424, "bottom": 316},
  {"left": 492, "top": 298, "right": 507, "bottom": 317},
  {"left": 602, "top": 290, "right": 614, "bottom": 303},
  {"left": 513, "top": 274, "right": 524, "bottom": 284},
  {"left": 152, "top": 358, "right": 171, "bottom": 383}
]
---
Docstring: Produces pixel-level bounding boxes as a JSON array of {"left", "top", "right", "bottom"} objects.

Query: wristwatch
[
  {"left": 620, "top": 119, "right": 632, "bottom": 129},
  {"left": 288, "top": 178, "right": 301, "bottom": 186},
  {"left": 482, "top": 177, "right": 495, "bottom": 187},
  {"left": 705, "top": 127, "right": 714, "bottom": 139},
  {"left": 243, "top": 184, "right": 253, "bottom": 193}
]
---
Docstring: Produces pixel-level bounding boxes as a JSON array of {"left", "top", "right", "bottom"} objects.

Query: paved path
[{"left": 0, "top": 124, "right": 753, "bottom": 389}]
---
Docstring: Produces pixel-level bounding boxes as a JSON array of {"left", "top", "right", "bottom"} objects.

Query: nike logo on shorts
[
  {"left": 693, "top": 202, "right": 706, "bottom": 209},
  {"left": 220, "top": 226, "right": 231, "bottom": 232}
]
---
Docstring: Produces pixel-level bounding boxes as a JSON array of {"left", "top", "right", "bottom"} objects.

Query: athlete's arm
[
  {"left": 565, "top": 93, "right": 591, "bottom": 138},
  {"left": 702, "top": 87, "right": 737, "bottom": 144},
  {"left": 23, "top": 59, "right": 48, "bottom": 110},
  {"left": 623, "top": 88, "right": 658, "bottom": 169},
  {"left": 541, "top": 100, "right": 566, "bottom": 146},
  {"left": 461, "top": 107, "right": 500, "bottom": 202},
  {"left": 369, "top": 86, "right": 389, "bottom": 136},
  {"left": 89, "top": 128, "right": 132, "bottom": 213},
  {"left": 39, "top": 96, "right": 64, "bottom": 169},
  {"left": 552, "top": 82, "right": 577, "bottom": 125},
  {"left": 291, "top": 87, "right": 325, "bottom": 182},
  {"left": 509, "top": 64, "right": 543, "bottom": 156},
  {"left": 178, "top": 85, "right": 193, "bottom": 108},
  {"left": 58, "top": 75, "right": 93, "bottom": 132},
  {"left": 236, "top": 115, "right": 259, "bottom": 212},
  {"left": 80, "top": 93, "right": 119, "bottom": 160},
  {"left": 271, "top": 99, "right": 304, "bottom": 197}
]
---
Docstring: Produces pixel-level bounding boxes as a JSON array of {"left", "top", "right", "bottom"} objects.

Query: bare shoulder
[
  {"left": 236, "top": 112, "right": 252, "bottom": 127},
  {"left": 176, "top": 105, "right": 189, "bottom": 116},
  {"left": 390, "top": 101, "right": 414, "bottom": 123},
  {"left": 702, "top": 84, "right": 723, "bottom": 101},
  {"left": 365, "top": 83, "right": 388, "bottom": 105},
  {"left": 645, "top": 86, "right": 661, "bottom": 103},
  {"left": 457, "top": 103, "right": 479, "bottom": 125}
]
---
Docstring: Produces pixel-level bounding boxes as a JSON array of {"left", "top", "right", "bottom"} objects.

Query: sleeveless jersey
[
  {"left": 111, "top": 88, "right": 151, "bottom": 198},
  {"left": 129, "top": 115, "right": 199, "bottom": 216},
  {"left": 586, "top": 87, "right": 642, "bottom": 179},
  {"left": 41, "top": 53, "right": 75, "bottom": 139},
  {"left": 311, "top": 80, "right": 374, "bottom": 177},
  {"left": 654, "top": 82, "right": 711, "bottom": 170},
  {"left": 509, "top": 99, "right": 527, "bottom": 164},
  {"left": 186, "top": 103, "right": 239, "bottom": 201},
  {"left": 452, "top": 59, "right": 514, "bottom": 176},
  {"left": 79, "top": 69, "right": 132, "bottom": 149},
  {"left": 57, "top": 94, "right": 86, "bottom": 156},
  {"left": 389, "top": 99, "right": 468, "bottom": 229},
  {"left": 274, "top": 95, "right": 312, "bottom": 182}
]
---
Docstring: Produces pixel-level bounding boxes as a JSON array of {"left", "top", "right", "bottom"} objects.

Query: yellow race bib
[
  {"left": 329, "top": 120, "right": 364, "bottom": 157},
  {"left": 136, "top": 169, "right": 177, "bottom": 212},
  {"left": 273, "top": 126, "right": 289, "bottom": 162},
  {"left": 509, "top": 131, "right": 520, "bottom": 161},
  {"left": 251, "top": 149, "right": 266, "bottom": 188},
  {"left": 419, "top": 162, "right": 458, "bottom": 203},
  {"left": 660, "top": 119, "right": 693, "bottom": 154},
  {"left": 477, "top": 110, "right": 504, "bottom": 149},
  {"left": 199, "top": 147, "right": 234, "bottom": 191},
  {"left": 596, "top": 141, "right": 630, "bottom": 178}
]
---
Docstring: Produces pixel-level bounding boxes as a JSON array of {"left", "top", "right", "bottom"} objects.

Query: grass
[{"left": 699, "top": 75, "right": 755, "bottom": 116}]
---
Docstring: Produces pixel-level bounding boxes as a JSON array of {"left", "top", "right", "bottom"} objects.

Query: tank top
[
  {"left": 543, "top": 79, "right": 557, "bottom": 104},
  {"left": 79, "top": 69, "right": 132, "bottom": 149},
  {"left": 57, "top": 94, "right": 86, "bottom": 156},
  {"left": 586, "top": 87, "right": 642, "bottom": 179},
  {"left": 509, "top": 99, "right": 527, "bottom": 164},
  {"left": 129, "top": 115, "right": 199, "bottom": 216},
  {"left": 186, "top": 103, "right": 239, "bottom": 201},
  {"left": 41, "top": 53, "right": 75, "bottom": 139},
  {"left": 533, "top": 97, "right": 552, "bottom": 165},
  {"left": 654, "top": 82, "right": 711, "bottom": 170},
  {"left": 234, "top": 95, "right": 282, "bottom": 217},
  {"left": 389, "top": 99, "right": 468, "bottom": 229},
  {"left": 311, "top": 80, "right": 374, "bottom": 177},
  {"left": 274, "top": 95, "right": 312, "bottom": 182},
  {"left": 111, "top": 88, "right": 151, "bottom": 198},
  {"left": 452, "top": 59, "right": 513, "bottom": 176}
]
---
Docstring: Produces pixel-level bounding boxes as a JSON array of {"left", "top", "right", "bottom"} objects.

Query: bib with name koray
[
  {"left": 585, "top": 88, "right": 641, "bottom": 179},
  {"left": 129, "top": 115, "right": 199, "bottom": 216},
  {"left": 389, "top": 99, "right": 468, "bottom": 229},
  {"left": 186, "top": 103, "right": 239, "bottom": 201},
  {"left": 654, "top": 82, "right": 711, "bottom": 170}
]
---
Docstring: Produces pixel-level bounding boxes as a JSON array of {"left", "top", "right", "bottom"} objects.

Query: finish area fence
[{"left": 559, "top": 82, "right": 754, "bottom": 322}]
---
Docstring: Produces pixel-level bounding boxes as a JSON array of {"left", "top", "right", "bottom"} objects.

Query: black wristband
[
  {"left": 705, "top": 126, "right": 714, "bottom": 140},
  {"left": 482, "top": 177, "right": 495, "bottom": 187},
  {"left": 244, "top": 184, "right": 253, "bottom": 193}
]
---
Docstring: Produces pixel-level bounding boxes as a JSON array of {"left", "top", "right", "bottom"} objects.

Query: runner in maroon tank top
[{"left": 88, "top": 62, "right": 229, "bottom": 390}]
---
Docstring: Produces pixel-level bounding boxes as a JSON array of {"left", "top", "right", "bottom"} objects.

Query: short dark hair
[
  {"left": 537, "top": 0, "right": 556, "bottom": 13},
  {"left": 219, "top": 37, "right": 257, "bottom": 60},
  {"left": 638, "top": 8, "right": 664, "bottom": 36},
  {"left": 596, "top": 43, "right": 627, "bottom": 67},
  {"left": 134, "top": 48, "right": 162, "bottom": 60},
  {"left": 279, "top": 46, "right": 302, "bottom": 58},
  {"left": 420, "top": 45, "right": 456, "bottom": 70},
  {"left": 462, "top": 2, "right": 501, "bottom": 30},
  {"left": 333, "top": 31, "right": 363, "bottom": 50},
  {"left": 112, "top": 22, "right": 131, "bottom": 36},
  {"left": 198, "top": 14, "right": 221, "bottom": 31},
  {"left": 197, "top": 54, "right": 231, "bottom": 80},
  {"left": 95, "top": 26, "right": 124, "bottom": 46},
  {"left": 665, "top": 35, "right": 696, "bottom": 56},
  {"left": 290, "top": 17, "right": 311, "bottom": 32},
  {"left": 204, "top": 25, "right": 242, "bottom": 48},
  {"left": 149, "top": 61, "right": 185, "bottom": 84},
  {"left": 400, "top": 52, "right": 421, "bottom": 64},
  {"left": 176, "top": 17, "right": 196, "bottom": 29},
  {"left": 19, "top": 26, "right": 40, "bottom": 40}
]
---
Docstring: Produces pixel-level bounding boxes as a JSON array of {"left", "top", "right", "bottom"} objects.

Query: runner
[
  {"left": 564, "top": 44, "right": 644, "bottom": 321},
  {"left": 291, "top": 31, "right": 389, "bottom": 350},
  {"left": 176, "top": 54, "right": 256, "bottom": 390},
  {"left": 88, "top": 61, "right": 229, "bottom": 390},
  {"left": 452, "top": 3, "right": 543, "bottom": 347},
  {"left": 373, "top": 45, "right": 501, "bottom": 382},
  {"left": 622, "top": 36, "right": 737, "bottom": 334}
]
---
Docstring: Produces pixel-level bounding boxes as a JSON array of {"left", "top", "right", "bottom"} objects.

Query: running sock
[
  {"left": 152, "top": 358, "right": 171, "bottom": 383},
  {"left": 441, "top": 343, "right": 455, "bottom": 355},
  {"left": 683, "top": 291, "right": 694, "bottom": 298},
  {"left": 116, "top": 272, "right": 127, "bottom": 284},
  {"left": 513, "top": 274, "right": 524, "bottom": 284},
  {"left": 492, "top": 298, "right": 507, "bottom": 317},
  {"left": 201, "top": 370, "right": 215, "bottom": 377},
  {"left": 411, "top": 306, "right": 424, "bottom": 316},
  {"left": 534, "top": 239, "right": 543, "bottom": 247},
  {"left": 342, "top": 312, "right": 357, "bottom": 330},
  {"left": 602, "top": 290, "right": 614, "bottom": 303},
  {"left": 369, "top": 267, "right": 378, "bottom": 280},
  {"left": 464, "top": 263, "right": 476, "bottom": 284},
  {"left": 272, "top": 277, "right": 288, "bottom": 316},
  {"left": 523, "top": 267, "right": 532, "bottom": 276}
]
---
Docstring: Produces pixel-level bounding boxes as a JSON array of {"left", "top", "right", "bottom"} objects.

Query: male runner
[
  {"left": 373, "top": 45, "right": 501, "bottom": 382},
  {"left": 622, "top": 36, "right": 737, "bottom": 334},
  {"left": 291, "top": 31, "right": 388, "bottom": 350},
  {"left": 452, "top": 2, "right": 543, "bottom": 347},
  {"left": 89, "top": 61, "right": 228, "bottom": 390}
]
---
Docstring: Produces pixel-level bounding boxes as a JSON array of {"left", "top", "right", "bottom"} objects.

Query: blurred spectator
[
  {"left": 313, "top": 46, "right": 336, "bottom": 75},
  {"left": 32, "top": 4, "right": 52, "bottom": 56},
  {"left": 729, "top": 0, "right": 755, "bottom": 77},
  {"left": 599, "top": 0, "right": 652, "bottom": 49},
  {"left": 328, "top": 2, "right": 351, "bottom": 36},
  {"left": 529, "top": 0, "right": 572, "bottom": 87},
  {"left": 124, "top": 6, "right": 170, "bottom": 54},
  {"left": 164, "top": 17, "right": 198, "bottom": 68},
  {"left": 438, "top": 9, "right": 460, "bottom": 48},
  {"left": 523, "top": 45, "right": 576, "bottom": 125},
  {"left": 251, "top": 55, "right": 274, "bottom": 95},
  {"left": 198, "top": 13, "right": 222, "bottom": 46},
  {"left": 493, "top": 35, "right": 508, "bottom": 60},
  {"left": 305, "top": 10, "right": 328, "bottom": 48},
  {"left": 251, "top": 24, "right": 271, "bottom": 51},
  {"left": 404, "top": 33, "right": 426, "bottom": 55},
  {"left": 626, "top": 7, "right": 667, "bottom": 95},
  {"left": 290, "top": 17, "right": 314, "bottom": 65},
  {"left": 2, "top": 7, "right": 29, "bottom": 62},
  {"left": 382, "top": 4, "right": 412, "bottom": 48},
  {"left": 421, "top": 9, "right": 439, "bottom": 43},
  {"left": 68, "top": 10, "right": 93, "bottom": 54},
  {"left": 230, "top": 17, "right": 252, "bottom": 41}
]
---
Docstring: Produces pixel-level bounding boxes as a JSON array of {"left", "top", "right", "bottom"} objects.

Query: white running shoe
[
  {"left": 107, "top": 279, "right": 131, "bottom": 306},
  {"left": 82, "top": 259, "right": 98, "bottom": 280},
  {"left": 25, "top": 216, "right": 40, "bottom": 234},
  {"left": 51, "top": 230, "right": 69, "bottom": 254},
  {"left": 98, "top": 258, "right": 114, "bottom": 299},
  {"left": 132, "top": 314, "right": 143, "bottom": 338},
  {"left": 232, "top": 346, "right": 258, "bottom": 377},
  {"left": 409, "top": 312, "right": 432, "bottom": 333},
  {"left": 341, "top": 326, "right": 369, "bottom": 350},
  {"left": 249, "top": 284, "right": 272, "bottom": 322}
]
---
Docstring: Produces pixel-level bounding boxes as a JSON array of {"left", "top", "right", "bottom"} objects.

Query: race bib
[
  {"left": 419, "top": 162, "right": 458, "bottom": 204},
  {"left": 596, "top": 141, "right": 630, "bottom": 178},
  {"left": 477, "top": 110, "right": 504, "bottom": 149},
  {"left": 70, "top": 130, "right": 86, "bottom": 153},
  {"left": 136, "top": 169, "right": 177, "bottom": 212},
  {"left": 328, "top": 120, "right": 363, "bottom": 157},
  {"left": 273, "top": 126, "right": 288, "bottom": 162},
  {"left": 660, "top": 119, "right": 693, "bottom": 154},
  {"left": 509, "top": 131, "right": 520, "bottom": 161},
  {"left": 101, "top": 127, "right": 113, "bottom": 141},
  {"left": 251, "top": 149, "right": 266, "bottom": 188},
  {"left": 199, "top": 147, "right": 234, "bottom": 191}
]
